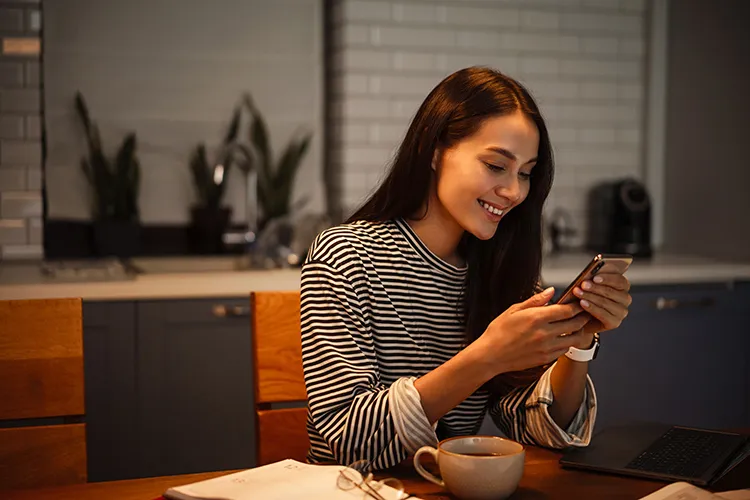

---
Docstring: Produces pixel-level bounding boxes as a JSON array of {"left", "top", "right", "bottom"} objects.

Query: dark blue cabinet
[
  {"left": 84, "top": 282, "right": 750, "bottom": 480},
  {"left": 83, "top": 297, "right": 257, "bottom": 482},
  {"left": 137, "top": 298, "right": 257, "bottom": 477},
  {"left": 589, "top": 282, "right": 750, "bottom": 430},
  {"left": 737, "top": 281, "right": 750, "bottom": 424},
  {"left": 83, "top": 301, "right": 140, "bottom": 482}
]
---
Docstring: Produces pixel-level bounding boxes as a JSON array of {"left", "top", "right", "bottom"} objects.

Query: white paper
[
  {"left": 639, "top": 482, "right": 750, "bottom": 500},
  {"left": 163, "top": 459, "right": 417, "bottom": 500}
]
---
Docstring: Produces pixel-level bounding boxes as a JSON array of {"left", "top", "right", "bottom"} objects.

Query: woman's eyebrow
[{"left": 486, "top": 147, "right": 538, "bottom": 165}]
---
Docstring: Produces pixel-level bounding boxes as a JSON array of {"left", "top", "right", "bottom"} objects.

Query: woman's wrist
[
  {"left": 572, "top": 332, "right": 595, "bottom": 350},
  {"left": 461, "top": 338, "right": 499, "bottom": 383}
]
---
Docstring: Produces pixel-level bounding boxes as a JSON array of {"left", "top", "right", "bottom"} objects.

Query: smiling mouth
[{"left": 478, "top": 199, "right": 505, "bottom": 217}]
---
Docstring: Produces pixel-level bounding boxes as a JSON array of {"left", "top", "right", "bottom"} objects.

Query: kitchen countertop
[{"left": 1, "top": 252, "right": 750, "bottom": 301}]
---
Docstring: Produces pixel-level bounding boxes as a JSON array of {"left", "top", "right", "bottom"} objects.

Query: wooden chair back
[
  {"left": 251, "top": 291, "right": 309, "bottom": 465},
  {"left": 0, "top": 298, "right": 87, "bottom": 489}
]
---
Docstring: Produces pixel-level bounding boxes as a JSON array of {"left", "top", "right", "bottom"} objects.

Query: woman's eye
[
  {"left": 483, "top": 161, "right": 505, "bottom": 172},
  {"left": 519, "top": 172, "right": 532, "bottom": 180}
]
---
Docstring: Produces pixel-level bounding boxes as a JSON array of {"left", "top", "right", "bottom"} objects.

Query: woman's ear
[{"left": 431, "top": 149, "right": 441, "bottom": 171}]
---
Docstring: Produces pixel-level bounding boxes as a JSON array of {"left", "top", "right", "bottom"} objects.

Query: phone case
[{"left": 556, "top": 254, "right": 633, "bottom": 305}]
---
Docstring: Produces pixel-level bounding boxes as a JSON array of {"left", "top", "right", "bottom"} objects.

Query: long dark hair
[{"left": 347, "top": 66, "right": 554, "bottom": 395}]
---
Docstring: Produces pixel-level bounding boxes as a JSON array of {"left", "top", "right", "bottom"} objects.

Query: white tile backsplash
[
  {"left": 0, "top": 218, "right": 26, "bottom": 245},
  {"left": 329, "top": 0, "right": 648, "bottom": 244},
  {"left": 0, "top": 191, "right": 42, "bottom": 218}
]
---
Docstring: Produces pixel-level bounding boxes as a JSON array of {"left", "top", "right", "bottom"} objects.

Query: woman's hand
[
  {"left": 476, "top": 287, "right": 592, "bottom": 376},
  {"left": 572, "top": 272, "right": 631, "bottom": 335}
]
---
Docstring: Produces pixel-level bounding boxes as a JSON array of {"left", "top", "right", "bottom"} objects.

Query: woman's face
[{"left": 433, "top": 110, "right": 540, "bottom": 241}]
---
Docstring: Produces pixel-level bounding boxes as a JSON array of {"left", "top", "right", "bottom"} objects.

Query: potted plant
[
  {"left": 188, "top": 102, "right": 246, "bottom": 254},
  {"left": 76, "top": 91, "right": 141, "bottom": 258},
  {"left": 243, "top": 94, "right": 312, "bottom": 231}
]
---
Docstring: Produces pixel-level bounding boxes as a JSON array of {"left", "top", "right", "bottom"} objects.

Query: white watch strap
[{"left": 565, "top": 335, "right": 599, "bottom": 362}]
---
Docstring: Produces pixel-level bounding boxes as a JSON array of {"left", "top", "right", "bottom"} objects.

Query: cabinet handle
[
  {"left": 652, "top": 297, "right": 715, "bottom": 311},
  {"left": 212, "top": 304, "right": 250, "bottom": 318}
]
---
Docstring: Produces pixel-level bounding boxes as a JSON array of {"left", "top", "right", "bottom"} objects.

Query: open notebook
[
  {"left": 163, "top": 459, "right": 418, "bottom": 500},
  {"left": 640, "top": 482, "right": 750, "bottom": 500}
]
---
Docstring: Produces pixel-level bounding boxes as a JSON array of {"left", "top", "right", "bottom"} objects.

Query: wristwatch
[{"left": 565, "top": 333, "right": 600, "bottom": 362}]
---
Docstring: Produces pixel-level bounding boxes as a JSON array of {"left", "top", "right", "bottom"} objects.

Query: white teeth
[{"left": 479, "top": 200, "right": 504, "bottom": 216}]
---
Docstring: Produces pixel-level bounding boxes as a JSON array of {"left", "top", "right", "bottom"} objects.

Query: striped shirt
[{"left": 300, "top": 218, "right": 597, "bottom": 469}]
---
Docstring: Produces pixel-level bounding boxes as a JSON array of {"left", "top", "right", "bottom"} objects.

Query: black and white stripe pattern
[{"left": 300, "top": 218, "right": 596, "bottom": 469}]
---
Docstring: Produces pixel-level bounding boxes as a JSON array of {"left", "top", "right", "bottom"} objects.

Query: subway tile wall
[
  {"left": 0, "top": 0, "right": 41, "bottom": 260},
  {"left": 329, "top": 0, "right": 647, "bottom": 246}
]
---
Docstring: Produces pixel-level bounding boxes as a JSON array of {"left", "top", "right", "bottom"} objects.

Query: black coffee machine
[{"left": 586, "top": 178, "right": 652, "bottom": 258}]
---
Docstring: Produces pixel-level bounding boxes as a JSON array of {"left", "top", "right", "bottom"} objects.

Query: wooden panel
[
  {"left": 252, "top": 292, "right": 307, "bottom": 404},
  {"left": 0, "top": 424, "right": 87, "bottom": 489},
  {"left": 257, "top": 408, "right": 310, "bottom": 466},
  {"left": 0, "top": 299, "right": 84, "bottom": 420}
]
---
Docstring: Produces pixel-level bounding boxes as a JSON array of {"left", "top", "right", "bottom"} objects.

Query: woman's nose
[{"left": 495, "top": 177, "right": 522, "bottom": 205}]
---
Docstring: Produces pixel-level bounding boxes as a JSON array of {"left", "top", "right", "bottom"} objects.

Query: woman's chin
[{"left": 466, "top": 220, "right": 499, "bottom": 241}]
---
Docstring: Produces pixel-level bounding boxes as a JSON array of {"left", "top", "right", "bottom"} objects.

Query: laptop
[{"left": 560, "top": 422, "right": 750, "bottom": 486}]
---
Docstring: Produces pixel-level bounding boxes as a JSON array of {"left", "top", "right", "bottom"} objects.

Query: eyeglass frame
[{"left": 336, "top": 460, "right": 413, "bottom": 500}]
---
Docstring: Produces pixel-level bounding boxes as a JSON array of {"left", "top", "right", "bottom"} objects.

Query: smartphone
[{"left": 555, "top": 254, "right": 633, "bottom": 305}]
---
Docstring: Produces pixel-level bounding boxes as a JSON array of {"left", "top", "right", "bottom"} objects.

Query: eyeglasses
[{"left": 336, "top": 460, "right": 412, "bottom": 500}]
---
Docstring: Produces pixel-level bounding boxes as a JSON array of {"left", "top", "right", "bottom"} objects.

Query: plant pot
[
  {"left": 189, "top": 206, "right": 232, "bottom": 255},
  {"left": 93, "top": 220, "right": 141, "bottom": 258}
]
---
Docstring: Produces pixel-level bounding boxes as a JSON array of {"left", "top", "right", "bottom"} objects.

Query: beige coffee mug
[{"left": 413, "top": 435, "right": 525, "bottom": 500}]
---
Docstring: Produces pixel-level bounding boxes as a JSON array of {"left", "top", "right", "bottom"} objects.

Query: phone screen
[{"left": 555, "top": 254, "right": 633, "bottom": 305}]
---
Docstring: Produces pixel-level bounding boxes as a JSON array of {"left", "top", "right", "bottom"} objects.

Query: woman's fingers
[
  {"left": 591, "top": 272, "right": 631, "bottom": 292},
  {"left": 576, "top": 280, "right": 632, "bottom": 307},
  {"left": 579, "top": 295, "right": 627, "bottom": 330},
  {"left": 546, "top": 312, "right": 591, "bottom": 337},
  {"left": 575, "top": 286, "right": 627, "bottom": 317}
]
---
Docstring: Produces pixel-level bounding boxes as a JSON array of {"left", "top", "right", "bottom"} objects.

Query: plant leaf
[
  {"left": 244, "top": 94, "right": 272, "bottom": 187},
  {"left": 270, "top": 133, "right": 311, "bottom": 217},
  {"left": 113, "top": 133, "right": 138, "bottom": 220},
  {"left": 189, "top": 143, "right": 212, "bottom": 208},
  {"left": 80, "top": 158, "right": 92, "bottom": 183},
  {"left": 223, "top": 103, "right": 242, "bottom": 144},
  {"left": 274, "top": 133, "right": 311, "bottom": 190},
  {"left": 74, "top": 92, "right": 93, "bottom": 139}
]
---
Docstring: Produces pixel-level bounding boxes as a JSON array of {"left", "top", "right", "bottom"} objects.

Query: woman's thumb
[{"left": 517, "top": 287, "right": 555, "bottom": 309}]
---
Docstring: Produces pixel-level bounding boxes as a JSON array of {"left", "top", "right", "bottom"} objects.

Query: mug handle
[{"left": 413, "top": 446, "right": 444, "bottom": 487}]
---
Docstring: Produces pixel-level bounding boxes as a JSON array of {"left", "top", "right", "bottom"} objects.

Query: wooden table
[{"left": 2, "top": 445, "right": 748, "bottom": 500}]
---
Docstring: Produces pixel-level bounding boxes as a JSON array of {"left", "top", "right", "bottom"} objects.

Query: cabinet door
[
  {"left": 137, "top": 298, "right": 256, "bottom": 477},
  {"left": 736, "top": 281, "right": 750, "bottom": 425},
  {"left": 83, "top": 301, "right": 140, "bottom": 482},
  {"left": 589, "top": 284, "right": 749, "bottom": 430}
]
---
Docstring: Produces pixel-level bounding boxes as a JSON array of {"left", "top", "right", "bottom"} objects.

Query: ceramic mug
[{"left": 413, "top": 435, "right": 525, "bottom": 500}]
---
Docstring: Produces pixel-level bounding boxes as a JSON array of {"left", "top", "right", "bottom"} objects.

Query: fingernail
[
  {"left": 543, "top": 286, "right": 554, "bottom": 295},
  {"left": 581, "top": 299, "right": 590, "bottom": 308},
  {"left": 573, "top": 287, "right": 583, "bottom": 297},
  {"left": 593, "top": 276, "right": 603, "bottom": 284},
  {"left": 582, "top": 281, "right": 592, "bottom": 290}
]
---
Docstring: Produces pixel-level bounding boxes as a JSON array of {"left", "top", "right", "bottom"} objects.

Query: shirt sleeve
[
  {"left": 301, "top": 249, "right": 436, "bottom": 469},
  {"left": 388, "top": 377, "right": 439, "bottom": 454},
  {"left": 489, "top": 361, "right": 597, "bottom": 448}
]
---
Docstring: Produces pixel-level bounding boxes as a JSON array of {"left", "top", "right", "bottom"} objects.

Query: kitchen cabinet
[
  {"left": 738, "top": 281, "right": 750, "bottom": 424},
  {"left": 478, "top": 281, "right": 750, "bottom": 438},
  {"left": 83, "top": 297, "right": 257, "bottom": 482},
  {"left": 589, "top": 282, "right": 750, "bottom": 430},
  {"left": 83, "top": 281, "right": 749, "bottom": 480},
  {"left": 83, "top": 301, "right": 140, "bottom": 482}
]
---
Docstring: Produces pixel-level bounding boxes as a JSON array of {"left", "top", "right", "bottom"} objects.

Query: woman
[{"left": 300, "top": 66, "right": 631, "bottom": 470}]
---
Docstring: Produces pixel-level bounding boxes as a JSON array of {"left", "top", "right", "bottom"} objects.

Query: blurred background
[{"left": 0, "top": 0, "right": 747, "bottom": 264}]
